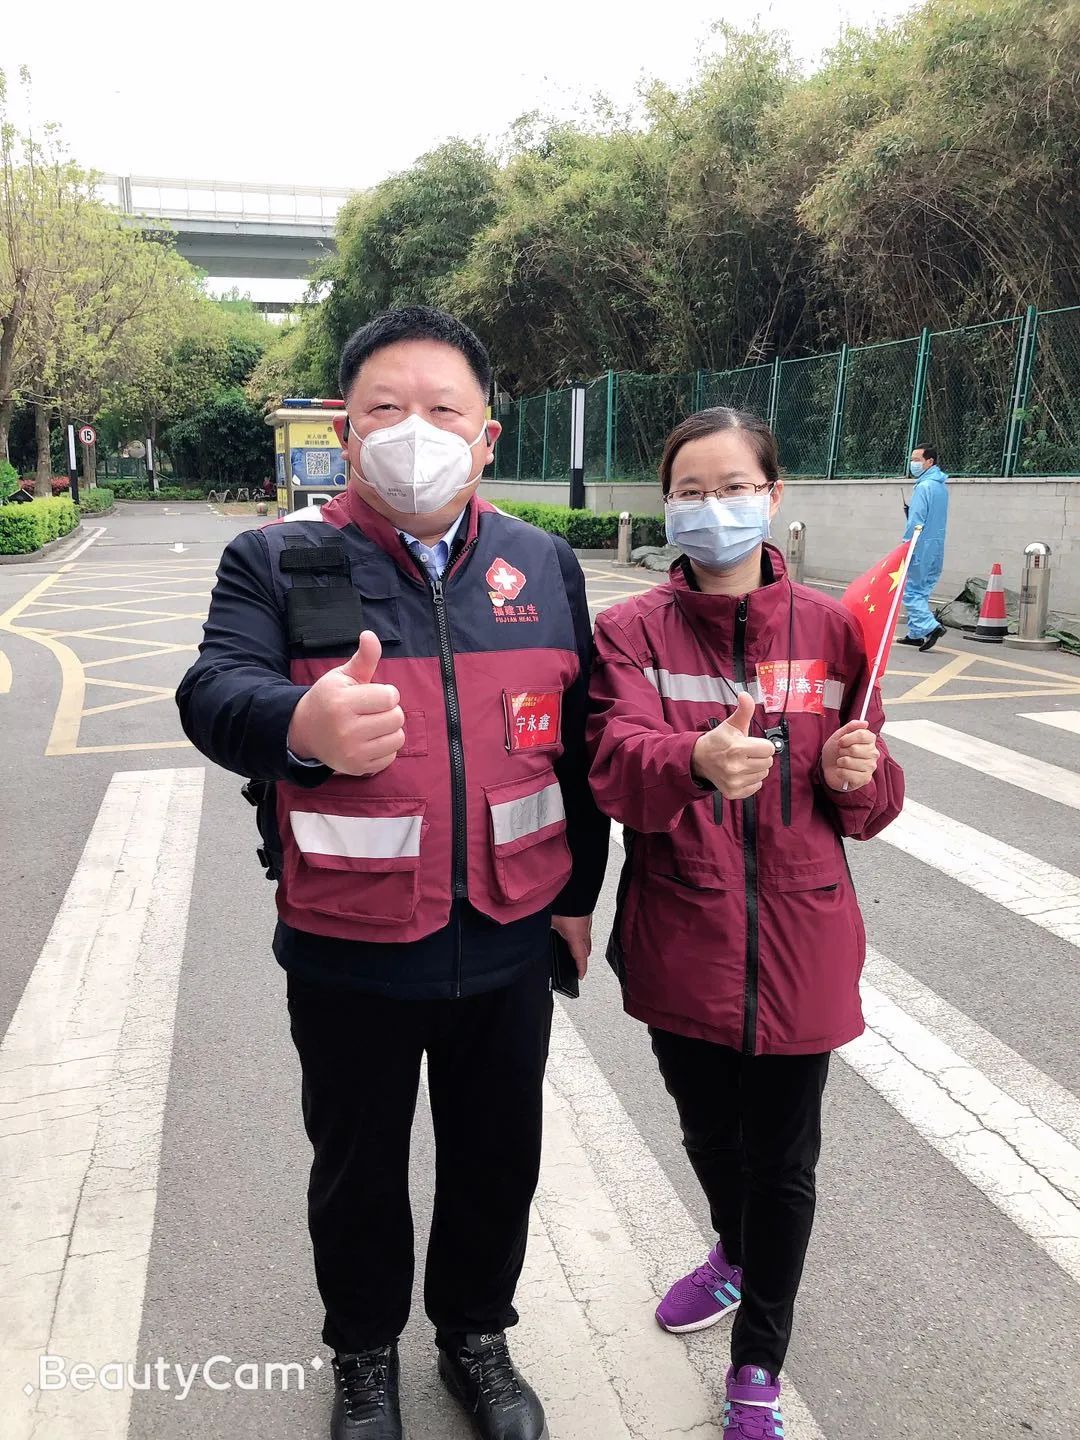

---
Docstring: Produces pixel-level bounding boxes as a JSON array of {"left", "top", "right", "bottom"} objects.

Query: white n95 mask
[{"left": 357, "top": 413, "right": 487, "bottom": 515}]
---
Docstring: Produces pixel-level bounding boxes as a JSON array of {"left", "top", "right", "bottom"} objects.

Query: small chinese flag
[{"left": 841, "top": 538, "right": 916, "bottom": 679}]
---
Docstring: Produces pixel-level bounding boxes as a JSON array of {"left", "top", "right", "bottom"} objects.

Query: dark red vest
[{"left": 262, "top": 493, "right": 580, "bottom": 943}]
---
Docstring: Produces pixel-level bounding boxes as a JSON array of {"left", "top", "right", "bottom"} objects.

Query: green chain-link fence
[
  {"left": 836, "top": 338, "right": 921, "bottom": 477},
  {"left": 1020, "top": 307, "right": 1080, "bottom": 477},
  {"left": 700, "top": 362, "right": 773, "bottom": 417},
  {"left": 920, "top": 318, "right": 1021, "bottom": 476},
  {"left": 491, "top": 305, "right": 1080, "bottom": 484},
  {"left": 773, "top": 353, "right": 841, "bottom": 477}
]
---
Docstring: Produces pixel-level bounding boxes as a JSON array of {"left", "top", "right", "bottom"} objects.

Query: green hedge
[
  {"left": 0, "top": 497, "right": 79, "bottom": 554},
  {"left": 104, "top": 479, "right": 205, "bottom": 500},
  {"left": 492, "top": 500, "right": 666, "bottom": 549},
  {"left": 78, "top": 488, "right": 115, "bottom": 514}
]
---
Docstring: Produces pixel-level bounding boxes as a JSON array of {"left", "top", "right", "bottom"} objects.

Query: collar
[
  {"left": 669, "top": 542, "right": 793, "bottom": 657},
  {"left": 319, "top": 488, "right": 490, "bottom": 582},
  {"left": 397, "top": 507, "right": 467, "bottom": 554}
]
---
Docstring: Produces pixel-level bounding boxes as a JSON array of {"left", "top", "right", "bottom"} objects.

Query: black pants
[
  {"left": 287, "top": 958, "right": 553, "bottom": 1353},
  {"left": 650, "top": 1028, "right": 830, "bottom": 1376}
]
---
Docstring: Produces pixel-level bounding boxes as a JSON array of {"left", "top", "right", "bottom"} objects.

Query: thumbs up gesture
[
  {"left": 690, "top": 693, "right": 777, "bottom": 801},
  {"left": 286, "top": 631, "right": 407, "bottom": 777}
]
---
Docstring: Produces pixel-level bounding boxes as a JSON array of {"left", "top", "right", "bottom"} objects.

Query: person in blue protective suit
[{"left": 897, "top": 442, "right": 949, "bottom": 652}]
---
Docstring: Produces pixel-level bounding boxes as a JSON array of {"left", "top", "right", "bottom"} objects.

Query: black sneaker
[
  {"left": 920, "top": 624, "right": 948, "bottom": 652},
  {"left": 438, "top": 1331, "right": 548, "bottom": 1440},
  {"left": 896, "top": 635, "right": 923, "bottom": 647},
  {"left": 331, "top": 1343, "right": 401, "bottom": 1440}
]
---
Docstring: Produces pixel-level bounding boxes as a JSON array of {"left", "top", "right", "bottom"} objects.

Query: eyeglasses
[{"left": 665, "top": 481, "right": 775, "bottom": 505}]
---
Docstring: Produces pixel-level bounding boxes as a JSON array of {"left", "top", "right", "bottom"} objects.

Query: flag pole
[{"left": 857, "top": 525, "right": 923, "bottom": 723}]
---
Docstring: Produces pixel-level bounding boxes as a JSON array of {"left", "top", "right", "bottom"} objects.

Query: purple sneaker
[
  {"left": 722, "top": 1365, "right": 783, "bottom": 1437},
  {"left": 655, "top": 1243, "right": 743, "bottom": 1333}
]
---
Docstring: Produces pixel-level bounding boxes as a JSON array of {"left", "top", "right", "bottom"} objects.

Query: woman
[{"left": 587, "top": 407, "right": 904, "bottom": 1438}]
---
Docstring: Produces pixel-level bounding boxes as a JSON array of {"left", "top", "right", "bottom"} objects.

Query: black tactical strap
[
  {"left": 279, "top": 528, "right": 364, "bottom": 651},
  {"left": 279, "top": 536, "right": 351, "bottom": 577}
]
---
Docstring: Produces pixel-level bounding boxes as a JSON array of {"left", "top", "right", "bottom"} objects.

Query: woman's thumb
[{"left": 340, "top": 630, "right": 381, "bottom": 684}]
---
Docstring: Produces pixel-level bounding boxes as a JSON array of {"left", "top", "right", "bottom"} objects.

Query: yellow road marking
[
  {"left": 84, "top": 678, "right": 174, "bottom": 694},
  {"left": 59, "top": 739, "right": 194, "bottom": 755},
  {"left": 889, "top": 687, "right": 1080, "bottom": 705},
  {"left": 0, "top": 648, "right": 11, "bottom": 695},
  {"left": 894, "top": 651, "right": 977, "bottom": 702},
  {"left": 39, "top": 614, "right": 206, "bottom": 638},
  {"left": 82, "top": 693, "right": 181, "bottom": 718},
  {"left": 82, "top": 645, "right": 197, "bottom": 668},
  {"left": 932, "top": 645, "right": 1080, "bottom": 683}
]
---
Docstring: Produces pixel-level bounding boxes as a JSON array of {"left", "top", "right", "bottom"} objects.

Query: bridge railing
[{"left": 99, "top": 174, "right": 353, "bottom": 226}]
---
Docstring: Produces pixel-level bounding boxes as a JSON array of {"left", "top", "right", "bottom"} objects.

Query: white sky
[{"left": 4, "top": 0, "right": 913, "bottom": 299}]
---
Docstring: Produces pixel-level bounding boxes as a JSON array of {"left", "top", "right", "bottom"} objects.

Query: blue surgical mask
[
  {"left": 665, "top": 493, "right": 772, "bottom": 571},
  {"left": 909, "top": 460, "right": 927, "bottom": 478}
]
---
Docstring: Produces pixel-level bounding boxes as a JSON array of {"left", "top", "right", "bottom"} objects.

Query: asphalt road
[{"left": 2, "top": 500, "right": 1080, "bottom": 1440}]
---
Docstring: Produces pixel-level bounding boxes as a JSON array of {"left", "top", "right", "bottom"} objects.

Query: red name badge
[
  {"left": 756, "top": 659, "right": 829, "bottom": 715},
  {"left": 504, "top": 691, "right": 562, "bottom": 750}
]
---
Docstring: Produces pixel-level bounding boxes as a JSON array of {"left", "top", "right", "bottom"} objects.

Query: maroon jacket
[{"left": 587, "top": 546, "right": 904, "bottom": 1056}]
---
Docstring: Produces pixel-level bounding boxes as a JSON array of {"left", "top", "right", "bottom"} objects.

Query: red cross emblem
[{"left": 486, "top": 558, "right": 526, "bottom": 602}]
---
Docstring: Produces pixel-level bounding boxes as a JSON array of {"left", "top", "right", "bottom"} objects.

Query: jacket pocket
[
  {"left": 484, "top": 767, "right": 572, "bottom": 904},
  {"left": 285, "top": 795, "right": 427, "bottom": 922}
]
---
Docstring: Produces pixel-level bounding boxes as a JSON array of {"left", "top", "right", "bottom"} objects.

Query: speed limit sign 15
[{"left": 78, "top": 424, "right": 97, "bottom": 446}]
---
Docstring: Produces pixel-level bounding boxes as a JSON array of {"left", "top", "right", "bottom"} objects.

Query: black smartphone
[{"left": 550, "top": 931, "right": 580, "bottom": 999}]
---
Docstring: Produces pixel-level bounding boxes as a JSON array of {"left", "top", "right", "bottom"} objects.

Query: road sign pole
[
  {"left": 67, "top": 423, "right": 80, "bottom": 506},
  {"left": 146, "top": 436, "right": 157, "bottom": 494}
]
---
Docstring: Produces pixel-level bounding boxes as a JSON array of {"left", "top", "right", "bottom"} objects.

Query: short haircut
[
  {"left": 914, "top": 441, "right": 938, "bottom": 464},
  {"left": 338, "top": 306, "right": 492, "bottom": 402},
  {"left": 660, "top": 407, "right": 781, "bottom": 494}
]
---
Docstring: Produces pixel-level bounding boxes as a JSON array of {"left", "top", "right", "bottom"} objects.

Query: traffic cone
[{"left": 970, "top": 563, "right": 1009, "bottom": 643}]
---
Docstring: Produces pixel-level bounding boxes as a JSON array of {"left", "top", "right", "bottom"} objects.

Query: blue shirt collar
[{"left": 398, "top": 506, "right": 467, "bottom": 553}]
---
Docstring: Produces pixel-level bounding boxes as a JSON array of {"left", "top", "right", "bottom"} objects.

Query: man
[
  {"left": 176, "top": 306, "right": 608, "bottom": 1440},
  {"left": 897, "top": 441, "right": 949, "bottom": 652}
]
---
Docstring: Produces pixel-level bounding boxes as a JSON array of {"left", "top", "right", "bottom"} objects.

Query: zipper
[
  {"left": 407, "top": 536, "right": 476, "bottom": 997},
  {"left": 734, "top": 594, "right": 760, "bottom": 1057},
  {"left": 430, "top": 574, "right": 468, "bottom": 899}
]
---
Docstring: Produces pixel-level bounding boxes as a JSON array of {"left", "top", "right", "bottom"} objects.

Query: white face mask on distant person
[
  {"left": 664, "top": 492, "right": 772, "bottom": 571},
  {"left": 356, "top": 413, "right": 487, "bottom": 515}
]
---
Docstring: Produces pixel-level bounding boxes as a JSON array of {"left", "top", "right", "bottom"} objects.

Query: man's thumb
[
  {"left": 340, "top": 630, "right": 381, "bottom": 684},
  {"left": 723, "top": 691, "right": 756, "bottom": 735}
]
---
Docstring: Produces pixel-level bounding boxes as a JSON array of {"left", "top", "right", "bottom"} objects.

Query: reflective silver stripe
[
  {"left": 824, "top": 679, "right": 845, "bottom": 710},
  {"left": 290, "top": 811, "right": 422, "bottom": 859},
  {"left": 491, "top": 782, "right": 565, "bottom": 847},
  {"left": 643, "top": 667, "right": 763, "bottom": 705}
]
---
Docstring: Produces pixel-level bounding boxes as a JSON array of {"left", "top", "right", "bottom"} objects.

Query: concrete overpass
[{"left": 101, "top": 175, "right": 354, "bottom": 280}]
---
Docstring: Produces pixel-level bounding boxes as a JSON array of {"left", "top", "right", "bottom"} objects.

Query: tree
[
  {"left": 294, "top": 139, "right": 499, "bottom": 394},
  {"left": 0, "top": 68, "right": 93, "bottom": 464},
  {"left": 166, "top": 388, "right": 271, "bottom": 487}
]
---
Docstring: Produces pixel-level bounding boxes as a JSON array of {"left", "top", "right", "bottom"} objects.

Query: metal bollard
[
  {"left": 1004, "top": 542, "right": 1058, "bottom": 650},
  {"left": 617, "top": 510, "right": 632, "bottom": 565},
  {"left": 786, "top": 521, "right": 806, "bottom": 584}
]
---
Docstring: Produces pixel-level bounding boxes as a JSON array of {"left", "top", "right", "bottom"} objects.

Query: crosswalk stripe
[
  {"left": 884, "top": 719, "right": 1080, "bottom": 809},
  {"left": 543, "top": 1006, "right": 827, "bottom": 1439},
  {"left": 607, "top": 829, "right": 1080, "bottom": 1285},
  {"left": 880, "top": 798, "right": 1080, "bottom": 948},
  {"left": 1021, "top": 709, "right": 1080, "bottom": 737},
  {"left": 863, "top": 948, "right": 1080, "bottom": 1173},
  {"left": 0, "top": 768, "right": 204, "bottom": 1440},
  {"left": 844, "top": 970, "right": 1080, "bottom": 1284}
]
